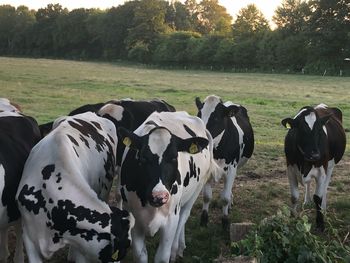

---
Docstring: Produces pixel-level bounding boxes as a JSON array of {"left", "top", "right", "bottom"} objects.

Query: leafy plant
[{"left": 232, "top": 206, "right": 350, "bottom": 263}]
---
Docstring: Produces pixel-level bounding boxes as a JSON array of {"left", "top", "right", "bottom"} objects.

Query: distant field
[{"left": 1, "top": 57, "right": 349, "bottom": 262}]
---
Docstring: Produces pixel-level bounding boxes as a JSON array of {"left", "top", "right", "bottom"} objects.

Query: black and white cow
[
  {"left": 38, "top": 98, "right": 175, "bottom": 138},
  {"left": 281, "top": 104, "right": 346, "bottom": 231},
  {"left": 118, "top": 111, "right": 220, "bottom": 262},
  {"left": 16, "top": 112, "right": 133, "bottom": 262},
  {"left": 195, "top": 95, "right": 254, "bottom": 228},
  {"left": 0, "top": 99, "right": 41, "bottom": 263}
]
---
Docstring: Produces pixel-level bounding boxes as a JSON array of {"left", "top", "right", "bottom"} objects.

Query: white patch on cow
[
  {"left": 304, "top": 112, "right": 316, "bottom": 130},
  {"left": 213, "top": 130, "right": 224, "bottom": 148},
  {"left": 293, "top": 108, "right": 307, "bottom": 119},
  {"left": 0, "top": 165, "right": 4, "bottom": 188},
  {"left": 152, "top": 180, "right": 168, "bottom": 193},
  {"left": 315, "top": 103, "right": 328, "bottom": 109},
  {"left": 323, "top": 126, "right": 328, "bottom": 135},
  {"left": 201, "top": 95, "right": 221, "bottom": 126},
  {"left": 231, "top": 116, "right": 245, "bottom": 157},
  {"left": 98, "top": 104, "right": 124, "bottom": 121},
  {"left": 149, "top": 129, "right": 171, "bottom": 164},
  {"left": 0, "top": 98, "right": 19, "bottom": 112}
]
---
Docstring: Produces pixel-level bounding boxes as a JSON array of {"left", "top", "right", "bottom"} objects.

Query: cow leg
[
  {"left": 131, "top": 226, "right": 147, "bottom": 263},
  {"left": 0, "top": 227, "right": 9, "bottom": 263},
  {"left": 22, "top": 227, "right": 43, "bottom": 263},
  {"left": 201, "top": 179, "right": 213, "bottom": 227},
  {"left": 155, "top": 214, "right": 179, "bottom": 263},
  {"left": 314, "top": 168, "right": 327, "bottom": 231},
  {"left": 220, "top": 166, "right": 236, "bottom": 229},
  {"left": 13, "top": 222, "right": 24, "bottom": 263},
  {"left": 322, "top": 159, "right": 335, "bottom": 209},
  {"left": 287, "top": 165, "right": 299, "bottom": 216},
  {"left": 171, "top": 201, "right": 195, "bottom": 261}
]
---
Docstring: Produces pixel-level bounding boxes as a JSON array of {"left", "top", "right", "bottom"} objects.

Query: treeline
[{"left": 0, "top": 0, "right": 349, "bottom": 75}]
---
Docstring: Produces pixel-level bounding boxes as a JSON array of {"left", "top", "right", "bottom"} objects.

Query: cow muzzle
[{"left": 150, "top": 191, "right": 170, "bottom": 207}]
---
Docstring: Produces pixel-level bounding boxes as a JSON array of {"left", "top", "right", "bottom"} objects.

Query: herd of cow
[{"left": 0, "top": 95, "right": 346, "bottom": 262}]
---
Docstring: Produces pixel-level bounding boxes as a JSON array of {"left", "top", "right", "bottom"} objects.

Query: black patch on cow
[
  {"left": 42, "top": 183, "right": 46, "bottom": 189},
  {"left": 73, "top": 147, "right": 79, "bottom": 157},
  {"left": 49, "top": 198, "right": 53, "bottom": 204},
  {"left": 145, "top": 121, "right": 159, "bottom": 127},
  {"left": 79, "top": 134, "right": 90, "bottom": 148},
  {"left": 69, "top": 119, "right": 110, "bottom": 153},
  {"left": 55, "top": 173, "right": 62, "bottom": 184},
  {"left": 49, "top": 199, "right": 111, "bottom": 243},
  {"left": 0, "top": 114, "right": 41, "bottom": 222},
  {"left": 58, "top": 187, "right": 62, "bottom": 191},
  {"left": 121, "top": 188, "right": 127, "bottom": 202},
  {"left": 183, "top": 157, "right": 198, "bottom": 187},
  {"left": 17, "top": 184, "right": 47, "bottom": 214},
  {"left": 42, "top": 164, "right": 55, "bottom": 180},
  {"left": 183, "top": 124, "right": 196, "bottom": 137},
  {"left": 91, "top": 121, "right": 102, "bottom": 130},
  {"left": 171, "top": 184, "right": 178, "bottom": 195},
  {"left": 183, "top": 173, "right": 190, "bottom": 187},
  {"left": 67, "top": 134, "right": 79, "bottom": 146},
  {"left": 107, "top": 134, "right": 115, "bottom": 144}
]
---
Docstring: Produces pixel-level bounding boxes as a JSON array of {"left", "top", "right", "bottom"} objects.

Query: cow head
[
  {"left": 196, "top": 95, "right": 240, "bottom": 139},
  {"left": 282, "top": 106, "right": 332, "bottom": 162},
  {"left": 98, "top": 103, "right": 134, "bottom": 131},
  {"left": 118, "top": 126, "right": 208, "bottom": 207},
  {"left": 108, "top": 207, "right": 134, "bottom": 262}
]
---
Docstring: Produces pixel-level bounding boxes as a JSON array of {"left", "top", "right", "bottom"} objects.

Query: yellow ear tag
[
  {"left": 286, "top": 123, "right": 291, "bottom": 129},
  {"left": 123, "top": 137, "right": 132, "bottom": 147},
  {"left": 111, "top": 249, "right": 119, "bottom": 261},
  {"left": 189, "top": 143, "right": 199, "bottom": 154}
]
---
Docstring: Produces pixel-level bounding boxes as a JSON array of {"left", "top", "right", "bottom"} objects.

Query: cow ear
[
  {"left": 281, "top": 118, "right": 295, "bottom": 129},
  {"left": 177, "top": 136, "right": 209, "bottom": 154},
  {"left": 195, "top": 97, "right": 203, "bottom": 110},
  {"left": 225, "top": 105, "right": 240, "bottom": 117},
  {"left": 117, "top": 127, "right": 142, "bottom": 150}
]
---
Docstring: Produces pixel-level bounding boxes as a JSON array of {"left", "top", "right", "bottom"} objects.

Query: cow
[
  {"left": 16, "top": 112, "right": 133, "bottom": 262},
  {"left": 195, "top": 95, "right": 254, "bottom": 229},
  {"left": 281, "top": 104, "right": 346, "bottom": 231},
  {"left": 38, "top": 98, "right": 175, "bottom": 138},
  {"left": 38, "top": 102, "right": 105, "bottom": 137},
  {"left": 118, "top": 111, "right": 220, "bottom": 263},
  {"left": 0, "top": 99, "right": 41, "bottom": 263}
]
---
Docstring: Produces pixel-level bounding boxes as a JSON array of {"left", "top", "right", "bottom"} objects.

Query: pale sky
[{"left": 0, "top": 0, "right": 282, "bottom": 23}]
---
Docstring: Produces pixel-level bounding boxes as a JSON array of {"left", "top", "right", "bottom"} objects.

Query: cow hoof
[
  {"left": 200, "top": 210, "right": 208, "bottom": 227},
  {"left": 222, "top": 216, "right": 230, "bottom": 230}
]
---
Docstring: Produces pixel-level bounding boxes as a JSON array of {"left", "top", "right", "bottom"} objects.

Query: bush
[{"left": 232, "top": 206, "right": 350, "bottom": 263}]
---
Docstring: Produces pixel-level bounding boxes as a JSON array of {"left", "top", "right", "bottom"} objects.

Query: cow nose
[
  {"left": 306, "top": 151, "right": 320, "bottom": 161},
  {"left": 151, "top": 191, "right": 169, "bottom": 207}
]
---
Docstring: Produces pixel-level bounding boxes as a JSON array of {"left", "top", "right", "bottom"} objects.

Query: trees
[
  {"left": 0, "top": 1, "right": 347, "bottom": 74},
  {"left": 272, "top": 0, "right": 310, "bottom": 71},
  {"left": 306, "top": 0, "right": 350, "bottom": 72},
  {"left": 126, "top": 0, "right": 170, "bottom": 62},
  {"left": 232, "top": 4, "right": 271, "bottom": 69}
]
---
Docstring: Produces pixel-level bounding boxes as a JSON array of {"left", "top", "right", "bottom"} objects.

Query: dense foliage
[
  {"left": 232, "top": 207, "right": 350, "bottom": 263},
  {"left": 0, "top": 0, "right": 349, "bottom": 75}
]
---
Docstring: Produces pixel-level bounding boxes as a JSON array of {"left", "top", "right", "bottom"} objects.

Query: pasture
[{"left": 1, "top": 57, "right": 349, "bottom": 262}]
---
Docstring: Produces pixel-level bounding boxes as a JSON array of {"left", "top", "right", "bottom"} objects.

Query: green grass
[{"left": 1, "top": 57, "right": 349, "bottom": 262}]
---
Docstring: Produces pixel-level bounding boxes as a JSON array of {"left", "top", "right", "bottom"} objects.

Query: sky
[{"left": 0, "top": 0, "right": 282, "bottom": 22}]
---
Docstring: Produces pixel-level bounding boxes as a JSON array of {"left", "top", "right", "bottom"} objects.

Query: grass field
[{"left": 1, "top": 57, "right": 349, "bottom": 262}]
